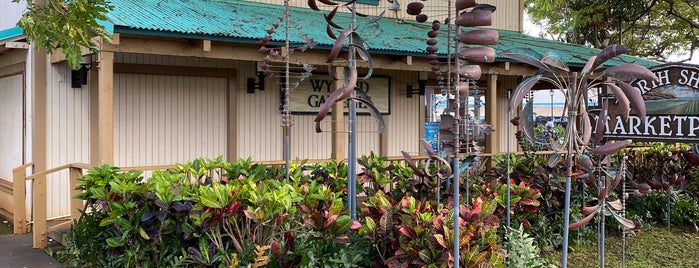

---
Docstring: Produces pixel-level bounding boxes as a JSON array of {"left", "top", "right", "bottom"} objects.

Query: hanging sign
[
  {"left": 600, "top": 63, "right": 699, "bottom": 143},
  {"left": 289, "top": 74, "right": 391, "bottom": 114}
]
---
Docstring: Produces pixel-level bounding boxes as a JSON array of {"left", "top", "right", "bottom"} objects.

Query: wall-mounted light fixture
[
  {"left": 71, "top": 55, "right": 92, "bottom": 88},
  {"left": 407, "top": 71, "right": 428, "bottom": 98},
  {"left": 247, "top": 62, "right": 266, "bottom": 93}
]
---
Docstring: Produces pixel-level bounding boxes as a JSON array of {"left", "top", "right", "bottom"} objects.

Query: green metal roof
[
  {"left": 102, "top": 0, "right": 657, "bottom": 67},
  {"left": 0, "top": 27, "right": 23, "bottom": 42}
]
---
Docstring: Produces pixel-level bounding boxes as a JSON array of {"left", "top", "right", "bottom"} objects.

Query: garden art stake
[
  {"left": 402, "top": 0, "right": 498, "bottom": 266},
  {"left": 256, "top": 0, "right": 318, "bottom": 181},
  {"left": 503, "top": 44, "right": 658, "bottom": 268},
  {"left": 308, "top": 0, "right": 387, "bottom": 220}
]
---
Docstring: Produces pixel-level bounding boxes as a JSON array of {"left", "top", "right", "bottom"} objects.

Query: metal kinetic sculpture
[
  {"left": 256, "top": 0, "right": 319, "bottom": 181},
  {"left": 401, "top": 1, "right": 497, "bottom": 267},
  {"left": 307, "top": 0, "right": 386, "bottom": 220},
  {"left": 503, "top": 44, "right": 658, "bottom": 268}
]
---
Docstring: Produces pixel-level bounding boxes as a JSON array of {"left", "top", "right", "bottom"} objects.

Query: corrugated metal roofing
[
  {"left": 0, "top": 27, "right": 24, "bottom": 43},
  {"left": 104, "top": 0, "right": 658, "bottom": 67}
]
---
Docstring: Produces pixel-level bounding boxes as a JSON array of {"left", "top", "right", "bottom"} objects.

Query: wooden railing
[{"left": 13, "top": 162, "right": 91, "bottom": 248}]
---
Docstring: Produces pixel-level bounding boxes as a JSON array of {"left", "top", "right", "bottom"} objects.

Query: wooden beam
[
  {"left": 12, "top": 163, "right": 33, "bottom": 234},
  {"left": 0, "top": 49, "right": 28, "bottom": 69},
  {"left": 401, "top": 55, "right": 413, "bottom": 66},
  {"left": 5, "top": 42, "right": 29, "bottom": 49},
  {"left": 201, "top": 40, "right": 211, "bottom": 52},
  {"left": 31, "top": 42, "right": 48, "bottom": 249},
  {"left": 49, "top": 46, "right": 92, "bottom": 64},
  {"left": 98, "top": 51, "right": 115, "bottom": 164},
  {"left": 485, "top": 74, "right": 498, "bottom": 167},
  {"left": 331, "top": 66, "right": 345, "bottom": 161},
  {"left": 89, "top": 67, "right": 99, "bottom": 166},
  {"left": 0, "top": 62, "right": 25, "bottom": 78},
  {"left": 69, "top": 167, "right": 83, "bottom": 221},
  {"left": 100, "top": 35, "right": 441, "bottom": 71},
  {"left": 114, "top": 63, "right": 235, "bottom": 77},
  {"left": 110, "top": 33, "right": 120, "bottom": 45}
]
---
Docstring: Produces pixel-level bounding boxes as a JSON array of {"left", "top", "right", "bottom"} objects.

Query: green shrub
[{"left": 506, "top": 224, "right": 556, "bottom": 268}]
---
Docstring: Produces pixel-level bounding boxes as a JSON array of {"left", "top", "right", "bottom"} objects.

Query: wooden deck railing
[{"left": 13, "top": 162, "right": 91, "bottom": 248}]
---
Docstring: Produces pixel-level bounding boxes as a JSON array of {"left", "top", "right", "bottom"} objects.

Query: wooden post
[
  {"left": 31, "top": 2, "right": 48, "bottom": 247},
  {"left": 331, "top": 66, "right": 346, "bottom": 161},
  {"left": 89, "top": 64, "right": 99, "bottom": 166},
  {"left": 485, "top": 74, "right": 498, "bottom": 167},
  {"left": 12, "top": 165, "right": 27, "bottom": 234},
  {"left": 32, "top": 174, "right": 47, "bottom": 248},
  {"left": 98, "top": 51, "right": 115, "bottom": 164},
  {"left": 69, "top": 167, "right": 83, "bottom": 221}
]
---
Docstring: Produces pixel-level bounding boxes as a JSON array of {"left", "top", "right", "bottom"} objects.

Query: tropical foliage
[
  {"left": 55, "top": 155, "right": 545, "bottom": 267},
  {"left": 525, "top": 0, "right": 699, "bottom": 62},
  {"left": 15, "top": 0, "right": 112, "bottom": 69}
]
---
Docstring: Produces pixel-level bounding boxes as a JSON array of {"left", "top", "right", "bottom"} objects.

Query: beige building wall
[
  {"left": 113, "top": 74, "right": 228, "bottom": 166},
  {"left": 45, "top": 62, "right": 91, "bottom": 218},
  {"left": 0, "top": 74, "right": 23, "bottom": 181},
  {"left": 246, "top": 0, "right": 522, "bottom": 31}
]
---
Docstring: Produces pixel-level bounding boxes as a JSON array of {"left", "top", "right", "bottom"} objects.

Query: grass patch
[{"left": 544, "top": 225, "right": 699, "bottom": 267}]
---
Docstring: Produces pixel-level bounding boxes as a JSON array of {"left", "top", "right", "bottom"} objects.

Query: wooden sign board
[
  {"left": 600, "top": 63, "right": 699, "bottom": 142},
  {"left": 289, "top": 74, "right": 391, "bottom": 114}
]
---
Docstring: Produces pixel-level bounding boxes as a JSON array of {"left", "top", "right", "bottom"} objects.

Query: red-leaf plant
[{"left": 360, "top": 191, "right": 503, "bottom": 267}]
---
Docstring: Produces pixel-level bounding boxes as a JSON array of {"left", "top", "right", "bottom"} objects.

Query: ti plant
[{"left": 503, "top": 44, "right": 658, "bottom": 267}]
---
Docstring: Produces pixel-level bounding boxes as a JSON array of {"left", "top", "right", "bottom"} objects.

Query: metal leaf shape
[
  {"left": 420, "top": 139, "right": 436, "bottom": 156},
  {"left": 509, "top": 74, "right": 542, "bottom": 111},
  {"left": 590, "top": 139, "right": 632, "bottom": 156},
  {"left": 324, "top": 7, "right": 342, "bottom": 29},
  {"left": 601, "top": 63, "right": 658, "bottom": 81},
  {"left": 522, "top": 99, "right": 536, "bottom": 145},
  {"left": 591, "top": 44, "right": 628, "bottom": 71},
  {"left": 307, "top": 0, "right": 320, "bottom": 10},
  {"left": 345, "top": 96, "right": 385, "bottom": 133},
  {"left": 581, "top": 110, "right": 592, "bottom": 146},
  {"left": 541, "top": 50, "right": 569, "bottom": 72},
  {"left": 607, "top": 199, "right": 623, "bottom": 211},
  {"left": 603, "top": 82, "right": 630, "bottom": 121},
  {"left": 581, "top": 55, "right": 597, "bottom": 75},
  {"left": 547, "top": 152, "right": 561, "bottom": 167},
  {"left": 318, "top": 0, "right": 338, "bottom": 5},
  {"left": 350, "top": 32, "right": 373, "bottom": 79},
  {"left": 577, "top": 154, "right": 594, "bottom": 171},
  {"left": 325, "top": 25, "right": 337, "bottom": 39},
  {"left": 617, "top": 81, "right": 647, "bottom": 120},
  {"left": 569, "top": 211, "right": 596, "bottom": 230},
  {"left": 314, "top": 67, "right": 357, "bottom": 132},
  {"left": 401, "top": 151, "right": 426, "bottom": 177},
  {"left": 581, "top": 205, "right": 599, "bottom": 215},
  {"left": 608, "top": 208, "right": 636, "bottom": 229},
  {"left": 326, "top": 29, "right": 352, "bottom": 63},
  {"left": 593, "top": 98, "right": 608, "bottom": 145},
  {"left": 500, "top": 48, "right": 550, "bottom": 72}
]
